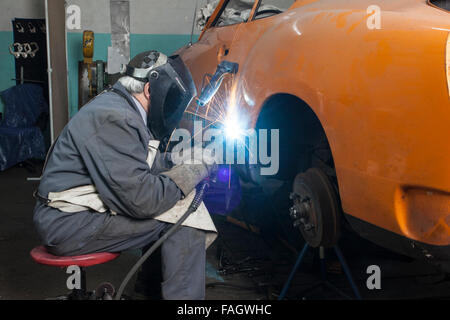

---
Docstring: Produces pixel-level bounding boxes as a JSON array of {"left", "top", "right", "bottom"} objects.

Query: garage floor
[{"left": 1, "top": 165, "right": 450, "bottom": 300}]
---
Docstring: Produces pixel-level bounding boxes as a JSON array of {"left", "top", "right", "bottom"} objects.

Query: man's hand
[{"left": 161, "top": 146, "right": 219, "bottom": 197}]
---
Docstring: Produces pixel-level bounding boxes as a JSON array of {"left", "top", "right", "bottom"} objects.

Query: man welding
[{"left": 33, "top": 51, "right": 217, "bottom": 300}]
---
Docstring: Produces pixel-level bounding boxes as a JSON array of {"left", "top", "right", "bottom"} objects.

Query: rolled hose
[{"left": 115, "top": 180, "right": 210, "bottom": 300}]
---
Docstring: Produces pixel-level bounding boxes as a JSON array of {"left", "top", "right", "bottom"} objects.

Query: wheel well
[{"left": 255, "top": 94, "right": 336, "bottom": 181}]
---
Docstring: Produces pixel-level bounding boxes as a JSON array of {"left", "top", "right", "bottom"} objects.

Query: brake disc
[{"left": 290, "top": 168, "right": 341, "bottom": 248}]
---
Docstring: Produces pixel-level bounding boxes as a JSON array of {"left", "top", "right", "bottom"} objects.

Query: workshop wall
[
  {"left": 0, "top": 0, "right": 46, "bottom": 115},
  {"left": 0, "top": 0, "right": 205, "bottom": 117},
  {"left": 66, "top": 0, "right": 206, "bottom": 117}
]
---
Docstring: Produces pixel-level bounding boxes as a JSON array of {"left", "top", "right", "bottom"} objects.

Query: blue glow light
[{"left": 217, "top": 167, "right": 231, "bottom": 183}]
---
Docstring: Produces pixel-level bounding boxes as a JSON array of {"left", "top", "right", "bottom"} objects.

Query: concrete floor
[{"left": 1, "top": 164, "right": 450, "bottom": 300}]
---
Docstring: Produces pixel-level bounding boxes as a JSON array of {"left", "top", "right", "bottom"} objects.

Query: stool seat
[{"left": 31, "top": 246, "right": 120, "bottom": 267}]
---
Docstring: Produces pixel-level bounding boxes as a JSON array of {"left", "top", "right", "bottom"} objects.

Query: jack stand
[{"left": 278, "top": 243, "right": 362, "bottom": 300}]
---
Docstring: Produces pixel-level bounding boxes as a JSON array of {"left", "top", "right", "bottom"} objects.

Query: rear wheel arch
[
  {"left": 243, "top": 93, "right": 345, "bottom": 248},
  {"left": 250, "top": 93, "right": 337, "bottom": 184}
]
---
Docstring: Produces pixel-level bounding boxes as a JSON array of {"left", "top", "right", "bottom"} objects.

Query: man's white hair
[{"left": 118, "top": 76, "right": 146, "bottom": 94}]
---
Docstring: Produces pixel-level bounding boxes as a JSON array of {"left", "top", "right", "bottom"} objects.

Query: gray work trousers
[{"left": 47, "top": 212, "right": 206, "bottom": 300}]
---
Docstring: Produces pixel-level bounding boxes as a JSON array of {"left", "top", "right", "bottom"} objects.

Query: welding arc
[{"left": 115, "top": 180, "right": 210, "bottom": 300}]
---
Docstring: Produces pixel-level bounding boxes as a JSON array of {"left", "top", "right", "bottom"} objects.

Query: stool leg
[
  {"left": 278, "top": 243, "right": 309, "bottom": 300},
  {"left": 80, "top": 267, "right": 87, "bottom": 292},
  {"left": 333, "top": 245, "right": 362, "bottom": 300},
  {"left": 69, "top": 267, "right": 87, "bottom": 300}
]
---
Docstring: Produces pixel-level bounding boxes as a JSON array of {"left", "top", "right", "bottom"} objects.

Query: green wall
[
  {"left": 67, "top": 33, "right": 197, "bottom": 117},
  {"left": 0, "top": 32, "right": 198, "bottom": 117},
  {"left": 0, "top": 31, "right": 16, "bottom": 115}
]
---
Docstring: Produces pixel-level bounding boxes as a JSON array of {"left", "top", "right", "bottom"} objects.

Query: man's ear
[{"left": 144, "top": 82, "right": 151, "bottom": 101}]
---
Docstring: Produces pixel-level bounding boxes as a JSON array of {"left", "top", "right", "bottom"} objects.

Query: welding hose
[{"left": 115, "top": 180, "right": 210, "bottom": 300}]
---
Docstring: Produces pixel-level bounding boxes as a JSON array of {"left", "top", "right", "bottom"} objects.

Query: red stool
[{"left": 30, "top": 246, "right": 120, "bottom": 300}]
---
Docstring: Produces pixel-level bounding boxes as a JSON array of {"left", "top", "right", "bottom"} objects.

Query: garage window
[
  {"left": 254, "top": 0, "right": 295, "bottom": 20},
  {"left": 215, "top": 0, "right": 256, "bottom": 27},
  {"left": 429, "top": 0, "right": 450, "bottom": 11}
]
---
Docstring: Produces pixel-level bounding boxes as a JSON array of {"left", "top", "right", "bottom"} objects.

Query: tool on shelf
[{"left": 78, "top": 31, "right": 107, "bottom": 109}]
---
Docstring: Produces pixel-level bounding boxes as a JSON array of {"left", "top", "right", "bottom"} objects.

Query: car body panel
[{"left": 177, "top": 0, "right": 450, "bottom": 248}]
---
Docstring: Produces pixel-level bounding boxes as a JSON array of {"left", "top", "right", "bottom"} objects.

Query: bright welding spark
[
  {"left": 224, "top": 117, "right": 242, "bottom": 140},
  {"left": 223, "top": 108, "right": 245, "bottom": 141}
]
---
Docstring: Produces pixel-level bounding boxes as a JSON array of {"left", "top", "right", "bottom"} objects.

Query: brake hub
[{"left": 289, "top": 168, "right": 341, "bottom": 248}]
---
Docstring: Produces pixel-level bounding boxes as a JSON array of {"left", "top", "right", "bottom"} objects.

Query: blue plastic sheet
[
  {"left": 1, "top": 84, "right": 48, "bottom": 128},
  {"left": 0, "top": 84, "right": 48, "bottom": 171},
  {"left": 0, "top": 127, "right": 46, "bottom": 171}
]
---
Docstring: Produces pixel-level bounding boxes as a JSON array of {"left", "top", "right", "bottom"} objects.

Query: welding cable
[
  {"left": 115, "top": 180, "right": 210, "bottom": 300},
  {"left": 206, "top": 282, "right": 256, "bottom": 291}
]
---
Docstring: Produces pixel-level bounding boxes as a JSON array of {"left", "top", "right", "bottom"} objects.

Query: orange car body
[{"left": 177, "top": 0, "right": 450, "bottom": 264}]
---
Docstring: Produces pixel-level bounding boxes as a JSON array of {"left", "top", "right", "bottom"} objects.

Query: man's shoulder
[
  {"left": 76, "top": 90, "right": 143, "bottom": 128},
  {"left": 85, "top": 91, "right": 127, "bottom": 119},
  {"left": 68, "top": 92, "right": 149, "bottom": 149}
]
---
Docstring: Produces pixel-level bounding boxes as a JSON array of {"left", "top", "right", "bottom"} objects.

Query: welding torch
[{"left": 197, "top": 61, "right": 239, "bottom": 107}]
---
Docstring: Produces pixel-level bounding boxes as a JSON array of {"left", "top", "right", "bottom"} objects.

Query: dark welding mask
[{"left": 124, "top": 51, "right": 197, "bottom": 143}]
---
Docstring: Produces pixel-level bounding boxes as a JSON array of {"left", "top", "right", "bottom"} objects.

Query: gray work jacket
[{"left": 33, "top": 82, "right": 183, "bottom": 248}]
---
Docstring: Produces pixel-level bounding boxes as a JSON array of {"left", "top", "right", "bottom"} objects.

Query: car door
[
  {"left": 179, "top": 0, "right": 296, "bottom": 127},
  {"left": 179, "top": 0, "right": 259, "bottom": 124}
]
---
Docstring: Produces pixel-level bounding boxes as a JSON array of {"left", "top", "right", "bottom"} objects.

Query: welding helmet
[{"left": 124, "top": 50, "right": 197, "bottom": 143}]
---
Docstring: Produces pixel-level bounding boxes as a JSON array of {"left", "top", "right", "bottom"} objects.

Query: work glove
[{"left": 161, "top": 147, "right": 219, "bottom": 197}]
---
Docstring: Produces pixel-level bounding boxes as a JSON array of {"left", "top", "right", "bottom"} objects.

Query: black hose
[
  {"left": 115, "top": 180, "right": 210, "bottom": 300},
  {"left": 206, "top": 282, "right": 256, "bottom": 291}
]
